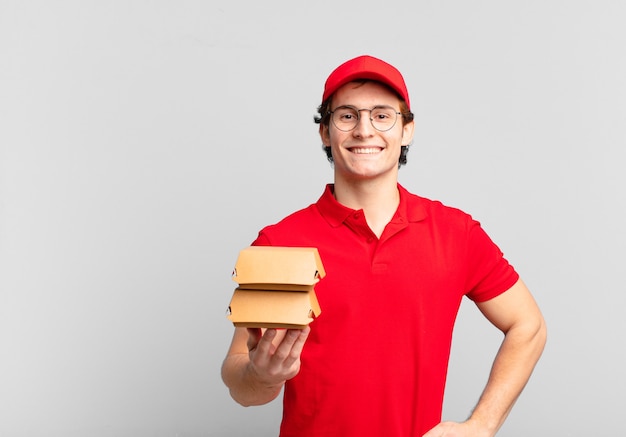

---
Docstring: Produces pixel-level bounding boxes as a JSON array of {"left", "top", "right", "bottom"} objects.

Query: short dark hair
[{"left": 313, "top": 80, "right": 414, "bottom": 167}]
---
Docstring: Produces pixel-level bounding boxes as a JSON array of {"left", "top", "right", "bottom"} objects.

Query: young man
[{"left": 222, "top": 55, "right": 546, "bottom": 437}]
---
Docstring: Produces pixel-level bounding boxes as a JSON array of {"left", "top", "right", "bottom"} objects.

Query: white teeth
[{"left": 350, "top": 147, "right": 380, "bottom": 154}]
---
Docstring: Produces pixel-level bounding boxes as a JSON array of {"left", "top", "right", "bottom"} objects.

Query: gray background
[{"left": 1, "top": 1, "right": 624, "bottom": 436}]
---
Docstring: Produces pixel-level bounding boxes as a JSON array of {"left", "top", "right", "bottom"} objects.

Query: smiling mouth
[{"left": 348, "top": 147, "right": 383, "bottom": 154}]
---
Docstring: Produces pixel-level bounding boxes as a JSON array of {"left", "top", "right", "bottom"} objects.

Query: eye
[
  {"left": 335, "top": 107, "right": 358, "bottom": 121},
  {"left": 372, "top": 107, "right": 395, "bottom": 120}
]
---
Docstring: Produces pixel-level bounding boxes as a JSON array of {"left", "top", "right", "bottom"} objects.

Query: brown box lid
[{"left": 232, "top": 246, "right": 325, "bottom": 289}]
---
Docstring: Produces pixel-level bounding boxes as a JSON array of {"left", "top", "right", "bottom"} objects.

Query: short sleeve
[{"left": 464, "top": 221, "right": 519, "bottom": 302}]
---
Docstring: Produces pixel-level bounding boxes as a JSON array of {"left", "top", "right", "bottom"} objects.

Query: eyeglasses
[{"left": 329, "top": 105, "right": 401, "bottom": 132}]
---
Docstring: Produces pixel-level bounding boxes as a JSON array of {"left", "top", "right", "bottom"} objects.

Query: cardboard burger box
[{"left": 227, "top": 246, "right": 326, "bottom": 329}]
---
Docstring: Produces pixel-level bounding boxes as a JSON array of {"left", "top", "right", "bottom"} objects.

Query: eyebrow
[{"left": 332, "top": 104, "right": 397, "bottom": 110}]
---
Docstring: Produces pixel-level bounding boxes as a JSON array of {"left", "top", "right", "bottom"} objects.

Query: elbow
[
  {"left": 506, "top": 311, "right": 548, "bottom": 359},
  {"left": 536, "top": 314, "right": 548, "bottom": 353},
  {"left": 525, "top": 312, "right": 548, "bottom": 360}
]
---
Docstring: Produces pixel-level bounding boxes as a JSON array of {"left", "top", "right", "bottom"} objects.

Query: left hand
[{"left": 422, "top": 421, "right": 491, "bottom": 437}]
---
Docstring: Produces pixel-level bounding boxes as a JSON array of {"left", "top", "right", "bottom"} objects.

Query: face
[{"left": 320, "top": 81, "right": 414, "bottom": 184}]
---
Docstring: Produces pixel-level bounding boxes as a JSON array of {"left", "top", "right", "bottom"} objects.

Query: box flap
[
  {"left": 227, "top": 288, "right": 321, "bottom": 328},
  {"left": 236, "top": 283, "right": 314, "bottom": 292},
  {"left": 232, "top": 246, "right": 326, "bottom": 286}
]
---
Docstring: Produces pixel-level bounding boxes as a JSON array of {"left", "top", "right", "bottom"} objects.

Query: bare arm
[
  {"left": 423, "top": 278, "right": 547, "bottom": 437},
  {"left": 221, "top": 326, "right": 310, "bottom": 407}
]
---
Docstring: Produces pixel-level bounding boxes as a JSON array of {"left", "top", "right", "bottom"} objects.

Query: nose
[{"left": 353, "top": 109, "right": 375, "bottom": 137}]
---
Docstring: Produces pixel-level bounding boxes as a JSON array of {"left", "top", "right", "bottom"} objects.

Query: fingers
[
  {"left": 249, "top": 328, "right": 277, "bottom": 369},
  {"left": 268, "top": 327, "right": 309, "bottom": 371},
  {"left": 421, "top": 421, "right": 466, "bottom": 437},
  {"left": 247, "top": 326, "right": 310, "bottom": 384},
  {"left": 246, "top": 328, "right": 263, "bottom": 352}
]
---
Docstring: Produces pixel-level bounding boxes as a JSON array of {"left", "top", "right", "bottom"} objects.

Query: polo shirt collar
[
  {"left": 316, "top": 183, "right": 427, "bottom": 228},
  {"left": 395, "top": 184, "right": 428, "bottom": 223}
]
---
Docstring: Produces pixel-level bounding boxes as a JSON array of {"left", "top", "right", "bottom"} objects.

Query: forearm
[
  {"left": 466, "top": 318, "right": 547, "bottom": 436},
  {"left": 221, "top": 353, "right": 284, "bottom": 407}
]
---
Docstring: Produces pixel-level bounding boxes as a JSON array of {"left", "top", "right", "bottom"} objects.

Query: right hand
[{"left": 246, "top": 327, "right": 311, "bottom": 387}]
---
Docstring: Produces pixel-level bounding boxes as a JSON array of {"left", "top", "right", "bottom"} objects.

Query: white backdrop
[{"left": 1, "top": 1, "right": 625, "bottom": 436}]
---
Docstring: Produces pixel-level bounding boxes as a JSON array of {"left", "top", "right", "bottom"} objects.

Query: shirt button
[
  {"left": 353, "top": 212, "right": 361, "bottom": 220},
  {"left": 367, "top": 237, "right": 374, "bottom": 243}
]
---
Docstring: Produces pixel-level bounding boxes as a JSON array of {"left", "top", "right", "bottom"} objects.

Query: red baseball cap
[{"left": 322, "top": 55, "right": 410, "bottom": 109}]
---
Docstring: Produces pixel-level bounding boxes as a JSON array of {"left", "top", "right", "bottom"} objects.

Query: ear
[
  {"left": 401, "top": 120, "right": 415, "bottom": 146},
  {"left": 319, "top": 124, "right": 330, "bottom": 146}
]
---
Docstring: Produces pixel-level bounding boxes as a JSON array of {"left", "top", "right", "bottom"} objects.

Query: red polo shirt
[{"left": 252, "top": 184, "right": 518, "bottom": 437}]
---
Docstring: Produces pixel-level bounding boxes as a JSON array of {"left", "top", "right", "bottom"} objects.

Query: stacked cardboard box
[{"left": 227, "top": 246, "right": 325, "bottom": 328}]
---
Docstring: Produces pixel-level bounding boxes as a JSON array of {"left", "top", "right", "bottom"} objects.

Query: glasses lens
[
  {"left": 331, "top": 107, "right": 359, "bottom": 132},
  {"left": 370, "top": 106, "right": 398, "bottom": 131}
]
